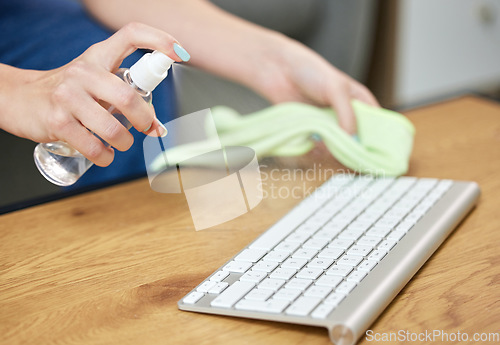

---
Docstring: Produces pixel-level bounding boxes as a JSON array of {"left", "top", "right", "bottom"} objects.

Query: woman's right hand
[{"left": 0, "top": 22, "right": 185, "bottom": 167}]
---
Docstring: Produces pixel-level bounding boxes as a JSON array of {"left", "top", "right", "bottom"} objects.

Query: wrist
[
  {"left": 0, "top": 65, "right": 45, "bottom": 139},
  {"left": 240, "top": 30, "right": 294, "bottom": 95}
]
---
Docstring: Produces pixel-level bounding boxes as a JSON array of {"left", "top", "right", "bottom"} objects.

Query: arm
[{"left": 82, "top": 0, "right": 379, "bottom": 134}]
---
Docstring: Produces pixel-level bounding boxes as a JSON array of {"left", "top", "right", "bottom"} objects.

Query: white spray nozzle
[{"left": 129, "top": 51, "right": 175, "bottom": 92}]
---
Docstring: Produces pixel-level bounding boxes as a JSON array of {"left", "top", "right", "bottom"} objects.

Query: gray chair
[{"left": 178, "top": 0, "right": 378, "bottom": 114}]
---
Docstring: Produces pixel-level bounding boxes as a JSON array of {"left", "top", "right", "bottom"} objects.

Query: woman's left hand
[{"left": 249, "top": 33, "right": 380, "bottom": 135}]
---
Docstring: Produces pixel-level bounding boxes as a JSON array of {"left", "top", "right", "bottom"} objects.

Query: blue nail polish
[
  {"left": 311, "top": 133, "right": 321, "bottom": 141},
  {"left": 352, "top": 134, "right": 360, "bottom": 142},
  {"left": 143, "top": 123, "right": 152, "bottom": 133},
  {"left": 173, "top": 43, "right": 190, "bottom": 62}
]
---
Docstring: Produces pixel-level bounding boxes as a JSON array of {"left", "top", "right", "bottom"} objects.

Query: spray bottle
[{"left": 34, "top": 51, "right": 174, "bottom": 186}]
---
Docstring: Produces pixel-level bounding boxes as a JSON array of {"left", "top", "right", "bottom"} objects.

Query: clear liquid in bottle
[{"left": 34, "top": 141, "right": 92, "bottom": 186}]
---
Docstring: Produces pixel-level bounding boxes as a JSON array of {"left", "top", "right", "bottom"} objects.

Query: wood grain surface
[{"left": 1, "top": 96, "right": 499, "bottom": 345}]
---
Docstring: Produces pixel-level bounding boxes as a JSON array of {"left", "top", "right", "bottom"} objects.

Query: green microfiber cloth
[{"left": 150, "top": 100, "right": 415, "bottom": 176}]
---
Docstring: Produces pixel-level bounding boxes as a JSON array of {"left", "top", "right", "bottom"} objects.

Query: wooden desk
[{"left": 1, "top": 96, "right": 499, "bottom": 344}]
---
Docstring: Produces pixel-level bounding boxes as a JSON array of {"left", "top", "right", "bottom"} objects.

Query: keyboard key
[
  {"left": 329, "top": 239, "right": 354, "bottom": 250},
  {"left": 286, "top": 296, "right": 322, "bottom": 316},
  {"left": 384, "top": 208, "right": 409, "bottom": 219},
  {"left": 240, "top": 270, "right": 267, "bottom": 283},
  {"left": 357, "top": 236, "right": 382, "bottom": 247},
  {"left": 366, "top": 226, "right": 392, "bottom": 238},
  {"left": 272, "top": 288, "right": 302, "bottom": 302},
  {"left": 274, "top": 241, "right": 301, "bottom": 254},
  {"left": 396, "top": 221, "right": 414, "bottom": 232},
  {"left": 311, "top": 302, "right": 337, "bottom": 319},
  {"left": 252, "top": 261, "right": 279, "bottom": 273},
  {"left": 296, "top": 267, "right": 323, "bottom": 280},
  {"left": 368, "top": 249, "right": 387, "bottom": 262},
  {"left": 303, "top": 238, "right": 329, "bottom": 250},
  {"left": 263, "top": 251, "right": 289, "bottom": 263},
  {"left": 223, "top": 261, "right": 252, "bottom": 273},
  {"left": 347, "top": 222, "right": 371, "bottom": 232},
  {"left": 387, "top": 230, "right": 406, "bottom": 241},
  {"left": 211, "top": 281, "right": 255, "bottom": 308},
  {"left": 235, "top": 299, "right": 289, "bottom": 313},
  {"left": 244, "top": 287, "right": 274, "bottom": 301},
  {"left": 281, "top": 258, "right": 308, "bottom": 270},
  {"left": 209, "top": 270, "right": 230, "bottom": 282},
  {"left": 315, "top": 275, "right": 343, "bottom": 288},
  {"left": 377, "top": 239, "right": 397, "bottom": 252},
  {"left": 346, "top": 270, "right": 367, "bottom": 283},
  {"left": 295, "top": 224, "right": 319, "bottom": 234},
  {"left": 313, "top": 228, "right": 342, "bottom": 240},
  {"left": 406, "top": 210, "right": 425, "bottom": 222},
  {"left": 346, "top": 245, "right": 373, "bottom": 257},
  {"left": 324, "top": 291, "right": 346, "bottom": 306},
  {"left": 326, "top": 220, "right": 349, "bottom": 231},
  {"left": 235, "top": 249, "right": 267, "bottom": 263},
  {"left": 304, "top": 285, "right": 332, "bottom": 299},
  {"left": 197, "top": 281, "right": 216, "bottom": 293},
  {"left": 333, "top": 212, "right": 356, "bottom": 225},
  {"left": 286, "top": 278, "right": 313, "bottom": 291},
  {"left": 375, "top": 217, "right": 400, "bottom": 229},
  {"left": 285, "top": 232, "right": 311, "bottom": 243},
  {"left": 326, "top": 264, "right": 353, "bottom": 277},
  {"left": 183, "top": 291, "right": 205, "bottom": 304},
  {"left": 337, "top": 255, "right": 363, "bottom": 267},
  {"left": 270, "top": 268, "right": 297, "bottom": 280},
  {"left": 336, "top": 280, "right": 357, "bottom": 294},
  {"left": 292, "top": 248, "right": 318, "bottom": 260},
  {"left": 338, "top": 229, "right": 364, "bottom": 241},
  {"left": 258, "top": 278, "right": 286, "bottom": 291},
  {"left": 208, "top": 282, "right": 229, "bottom": 294},
  {"left": 317, "top": 247, "right": 344, "bottom": 260},
  {"left": 254, "top": 299, "right": 290, "bottom": 313},
  {"left": 307, "top": 258, "right": 334, "bottom": 270},
  {"left": 357, "top": 260, "right": 378, "bottom": 272}
]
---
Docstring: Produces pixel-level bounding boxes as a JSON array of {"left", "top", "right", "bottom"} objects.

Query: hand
[
  {"left": 0, "top": 22, "right": 184, "bottom": 167},
  {"left": 250, "top": 33, "right": 380, "bottom": 135}
]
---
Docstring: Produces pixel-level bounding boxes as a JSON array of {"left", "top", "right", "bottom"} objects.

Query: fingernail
[
  {"left": 352, "top": 134, "right": 360, "bottom": 142},
  {"left": 173, "top": 43, "right": 190, "bottom": 62},
  {"left": 157, "top": 120, "right": 168, "bottom": 138},
  {"left": 143, "top": 123, "right": 152, "bottom": 133},
  {"left": 311, "top": 133, "right": 321, "bottom": 141}
]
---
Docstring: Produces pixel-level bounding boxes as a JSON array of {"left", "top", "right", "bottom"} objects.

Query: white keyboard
[{"left": 178, "top": 175, "right": 480, "bottom": 345}]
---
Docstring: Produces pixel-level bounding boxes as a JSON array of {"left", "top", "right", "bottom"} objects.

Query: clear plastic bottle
[{"left": 34, "top": 51, "right": 174, "bottom": 186}]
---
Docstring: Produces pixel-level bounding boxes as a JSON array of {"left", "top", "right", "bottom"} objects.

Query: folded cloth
[{"left": 151, "top": 100, "right": 415, "bottom": 176}]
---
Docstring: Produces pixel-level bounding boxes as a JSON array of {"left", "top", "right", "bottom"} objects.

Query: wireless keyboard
[{"left": 178, "top": 175, "right": 480, "bottom": 345}]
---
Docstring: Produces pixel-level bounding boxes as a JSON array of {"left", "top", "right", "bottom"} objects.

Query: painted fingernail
[
  {"left": 157, "top": 120, "right": 168, "bottom": 138},
  {"left": 352, "top": 134, "right": 360, "bottom": 142},
  {"left": 173, "top": 43, "right": 190, "bottom": 62},
  {"left": 143, "top": 123, "right": 152, "bottom": 133},
  {"left": 311, "top": 133, "right": 321, "bottom": 141}
]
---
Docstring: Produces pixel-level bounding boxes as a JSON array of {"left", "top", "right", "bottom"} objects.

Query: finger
[
  {"left": 327, "top": 86, "right": 358, "bottom": 135},
  {"left": 70, "top": 92, "right": 135, "bottom": 152},
  {"left": 49, "top": 75, "right": 114, "bottom": 166},
  {"left": 58, "top": 119, "right": 115, "bottom": 167},
  {"left": 143, "top": 118, "right": 168, "bottom": 138},
  {"left": 350, "top": 82, "right": 381, "bottom": 108},
  {"left": 86, "top": 22, "right": 185, "bottom": 71},
  {"left": 79, "top": 65, "right": 157, "bottom": 134}
]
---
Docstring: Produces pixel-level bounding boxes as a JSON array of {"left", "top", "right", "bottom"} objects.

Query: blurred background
[{"left": 1, "top": 0, "right": 499, "bottom": 212}]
